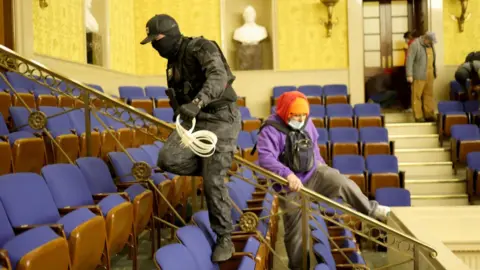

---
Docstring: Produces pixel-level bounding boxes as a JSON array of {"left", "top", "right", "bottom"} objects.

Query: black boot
[{"left": 211, "top": 235, "right": 235, "bottom": 262}]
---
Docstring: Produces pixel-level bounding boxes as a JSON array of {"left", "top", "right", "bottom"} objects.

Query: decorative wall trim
[
  {"left": 453, "top": 250, "right": 480, "bottom": 270},
  {"left": 220, "top": 0, "right": 226, "bottom": 52}
]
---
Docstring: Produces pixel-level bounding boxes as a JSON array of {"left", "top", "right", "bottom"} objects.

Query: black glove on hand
[{"left": 179, "top": 102, "right": 201, "bottom": 122}]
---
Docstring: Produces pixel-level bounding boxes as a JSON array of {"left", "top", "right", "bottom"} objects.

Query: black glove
[
  {"left": 172, "top": 110, "right": 179, "bottom": 122},
  {"left": 179, "top": 102, "right": 201, "bottom": 122}
]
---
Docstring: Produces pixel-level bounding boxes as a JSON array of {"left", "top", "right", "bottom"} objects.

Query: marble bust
[
  {"left": 234, "top": 6, "right": 268, "bottom": 70},
  {"left": 85, "top": 0, "right": 99, "bottom": 33},
  {"left": 233, "top": 6, "right": 268, "bottom": 45}
]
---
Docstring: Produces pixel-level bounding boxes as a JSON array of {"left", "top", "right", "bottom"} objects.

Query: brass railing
[{"left": 0, "top": 44, "right": 437, "bottom": 269}]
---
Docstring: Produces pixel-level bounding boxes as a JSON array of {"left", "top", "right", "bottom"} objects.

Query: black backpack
[{"left": 252, "top": 119, "right": 315, "bottom": 173}]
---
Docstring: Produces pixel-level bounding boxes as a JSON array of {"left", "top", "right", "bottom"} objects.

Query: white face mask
[{"left": 288, "top": 119, "right": 305, "bottom": 130}]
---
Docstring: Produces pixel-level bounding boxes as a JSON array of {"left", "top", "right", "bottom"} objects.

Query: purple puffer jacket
[{"left": 256, "top": 115, "right": 325, "bottom": 184}]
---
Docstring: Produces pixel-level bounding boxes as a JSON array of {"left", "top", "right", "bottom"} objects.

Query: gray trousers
[
  {"left": 158, "top": 103, "right": 241, "bottom": 236},
  {"left": 281, "top": 164, "right": 379, "bottom": 270}
]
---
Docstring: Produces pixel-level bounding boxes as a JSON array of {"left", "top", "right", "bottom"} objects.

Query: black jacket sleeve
[{"left": 191, "top": 39, "right": 228, "bottom": 106}]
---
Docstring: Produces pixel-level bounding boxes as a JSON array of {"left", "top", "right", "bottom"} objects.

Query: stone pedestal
[{"left": 236, "top": 43, "right": 263, "bottom": 70}]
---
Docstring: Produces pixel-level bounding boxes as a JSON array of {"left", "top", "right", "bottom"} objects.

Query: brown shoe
[{"left": 415, "top": 118, "right": 425, "bottom": 122}]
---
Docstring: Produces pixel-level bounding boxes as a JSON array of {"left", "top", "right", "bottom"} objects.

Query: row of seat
[
  {"left": 272, "top": 85, "right": 350, "bottom": 105},
  {"left": 0, "top": 105, "right": 164, "bottom": 175},
  {"left": 466, "top": 152, "right": 480, "bottom": 202},
  {"left": 448, "top": 124, "right": 480, "bottom": 172},
  {"left": 437, "top": 100, "right": 479, "bottom": 138},
  {"left": 0, "top": 158, "right": 152, "bottom": 269},
  {"left": 238, "top": 127, "right": 394, "bottom": 165},
  {"left": 449, "top": 80, "right": 471, "bottom": 101},
  {"left": 155, "top": 164, "right": 279, "bottom": 269},
  {"left": 0, "top": 72, "right": 109, "bottom": 121},
  {"left": 271, "top": 103, "right": 385, "bottom": 129},
  {"left": 118, "top": 85, "right": 248, "bottom": 112},
  {"left": 330, "top": 154, "right": 403, "bottom": 196},
  {"left": 0, "top": 137, "right": 200, "bottom": 269}
]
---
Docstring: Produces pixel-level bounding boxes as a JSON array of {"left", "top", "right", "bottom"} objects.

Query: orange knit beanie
[{"left": 276, "top": 91, "right": 310, "bottom": 123}]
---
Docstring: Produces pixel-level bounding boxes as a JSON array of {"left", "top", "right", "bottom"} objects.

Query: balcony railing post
[
  {"left": 82, "top": 92, "right": 92, "bottom": 156},
  {"left": 191, "top": 176, "right": 198, "bottom": 213},
  {"left": 301, "top": 194, "right": 310, "bottom": 270}
]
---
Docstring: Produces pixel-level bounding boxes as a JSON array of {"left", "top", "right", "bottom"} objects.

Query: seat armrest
[
  {"left": 116, "top": 181, "right": 148, "bottom": 191},
  {"left": 93, "top": 192, "right": 130, "bottom": 202},
  {"left": 231, "top": 252, "right": 254, "bottom": 260},
  {"left": 243, "top": 207, "right": 263, "bottom": 216},
  {"left": 389, "top": 141, "right": 395, "bottom": 155},
  {"left": 58, "top": 205, "right": 102, "bottom": 216},
  {"left": 14, "top": 223, "right": 66, "bottom": 238},
  {"left": 399, "top": 171, "right": 405, "bottom": 188},
  {"left": 0, "top": 249, "right": 12, "bottom": 270}
]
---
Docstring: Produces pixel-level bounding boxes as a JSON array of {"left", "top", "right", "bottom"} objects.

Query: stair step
[
  {"left": 384, "top": 112, "right": 415, "bottom": 123},
  {"left": 390, "top": 134, "right": 439, "bottom": 149},
  {"left": 386, "top": 122, "right": 437, "bottom": 136},
  {"left": 399, "top": 161, "right": 453, "bottom": 176},
  {"left": 395, "top": 148, "right": 451, "bottom": 162},
  {"left": 410, "top": 194, "right": 469, "bottom": 206},
  {"left": 405, "top": 178, "right": 466, "bottom": 195}
]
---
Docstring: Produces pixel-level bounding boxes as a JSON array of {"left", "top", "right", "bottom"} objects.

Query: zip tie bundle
[{"left": 175, "top": 115, "right": 218, "bottom": 157}]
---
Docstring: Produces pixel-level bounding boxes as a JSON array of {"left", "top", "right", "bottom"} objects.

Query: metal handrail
[{"left": 0, "top": 44, "right": 437, "bottom": 257}]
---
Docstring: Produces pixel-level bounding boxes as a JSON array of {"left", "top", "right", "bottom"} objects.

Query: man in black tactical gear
[{"left": 140, "top": 14, "right": 241, "bottom": 262}]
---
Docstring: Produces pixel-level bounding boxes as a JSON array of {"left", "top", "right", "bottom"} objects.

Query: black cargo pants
[{"left": 157, "top": 103, "right": 241, "bottom": 237}]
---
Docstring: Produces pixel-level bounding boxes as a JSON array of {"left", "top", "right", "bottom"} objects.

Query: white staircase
[{"left": 385, "top": 112, "right": 469, "bottom": 206}]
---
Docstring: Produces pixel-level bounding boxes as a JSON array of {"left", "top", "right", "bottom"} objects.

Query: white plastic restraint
[{"left": 175, "top": 115, "right": 218, "bottom": 157}]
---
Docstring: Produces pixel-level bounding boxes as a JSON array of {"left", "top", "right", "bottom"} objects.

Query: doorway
[{"left": 362, "top": 0, "right": 428, "bottom": 104}]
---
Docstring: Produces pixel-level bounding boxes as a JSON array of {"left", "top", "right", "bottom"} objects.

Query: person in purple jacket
[{"left": 256, "top": 91, "right": 390, "bottom": 270}]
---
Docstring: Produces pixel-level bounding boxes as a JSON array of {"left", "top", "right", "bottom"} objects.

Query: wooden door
[
  {"left": 0, "top": 0, "right": 14, "bottom": 49},
  {"left": 363, "top": 1, "right": 390, "bottom": 80},
  {"left": 387, "top": 0, "right": 412, "bottom": 69},
  {"left": 363, "top": 0, "right": 418, "bottom": 102}
]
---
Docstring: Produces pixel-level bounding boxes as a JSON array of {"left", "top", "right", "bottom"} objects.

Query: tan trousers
[{"left": 411, "top": 76, "right": 435, "bottom": 120}]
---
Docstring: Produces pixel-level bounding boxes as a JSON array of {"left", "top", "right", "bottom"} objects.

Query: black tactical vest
[{"left": 166, "top": 37, "right": 237, "bottom": 109}]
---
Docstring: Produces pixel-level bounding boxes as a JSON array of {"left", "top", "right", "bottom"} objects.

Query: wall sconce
[
  {"left": 320, "top": 0, "right": 339, "bottom": 38},
  {"left": 39, "top": 0, "right": 48, "bottom": 9},
  {"left": 450, "top": 0, "right": 471, "bottom": 32}
]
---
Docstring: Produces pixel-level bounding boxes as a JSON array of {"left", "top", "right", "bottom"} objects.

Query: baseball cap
[
  {"left": 424, "top": 31, "right": 437, "bottom": 44},
  {"left": 140, "top": 14, "right": 179, "bottom": 45}
]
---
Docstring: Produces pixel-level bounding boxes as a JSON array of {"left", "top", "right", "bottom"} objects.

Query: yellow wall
[
  {"left": 32, "top": 0, "right": 85, "bottom": 63},
  {"left": 276, "top": 0, "right": 349, "bottom": 70},
  {"left": 108, "top": 0, "right": 136, "bottom": 74},
  {"left": 443, "top": 0, "right": 480, "bottom": 65},
  {"left": 134, "top": 0, "right": 222, "bottom": 76}
]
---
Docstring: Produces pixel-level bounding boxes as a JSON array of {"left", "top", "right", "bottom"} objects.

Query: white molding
[
  {"left": 104, "top": 0, "right": 111, "bottom": 69},
  {"left": 271, "top": 0, "right": 278, "bottom": 71},
  {"left": 220, "top": 0, "right": 226, "bottom": 52},
  {"left": 347, "top": 0, "right": 364, "bottom": 104}
]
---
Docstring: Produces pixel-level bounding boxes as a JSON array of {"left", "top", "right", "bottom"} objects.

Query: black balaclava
[{"left": 152, "top": 27, "right": 182, "bottom": 59}]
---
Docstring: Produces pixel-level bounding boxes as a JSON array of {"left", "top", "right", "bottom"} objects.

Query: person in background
[
  {"left": 406, "top": 31, "right": 437, "bottom": 122},
  {"left": 403, "top": 31, "right": 415, "bottom": 65},
  {"left": 455, "top": 60, "right": 480, "bottom": 100},
  {"left": 256, "top": 91, "right": 391, "bottom": 270},
  {"left": 465, "top": 51, "right": 480, "bottom": 63},
  {"left": 365, "top": 72, "right": 397, "bottom": 108}
]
